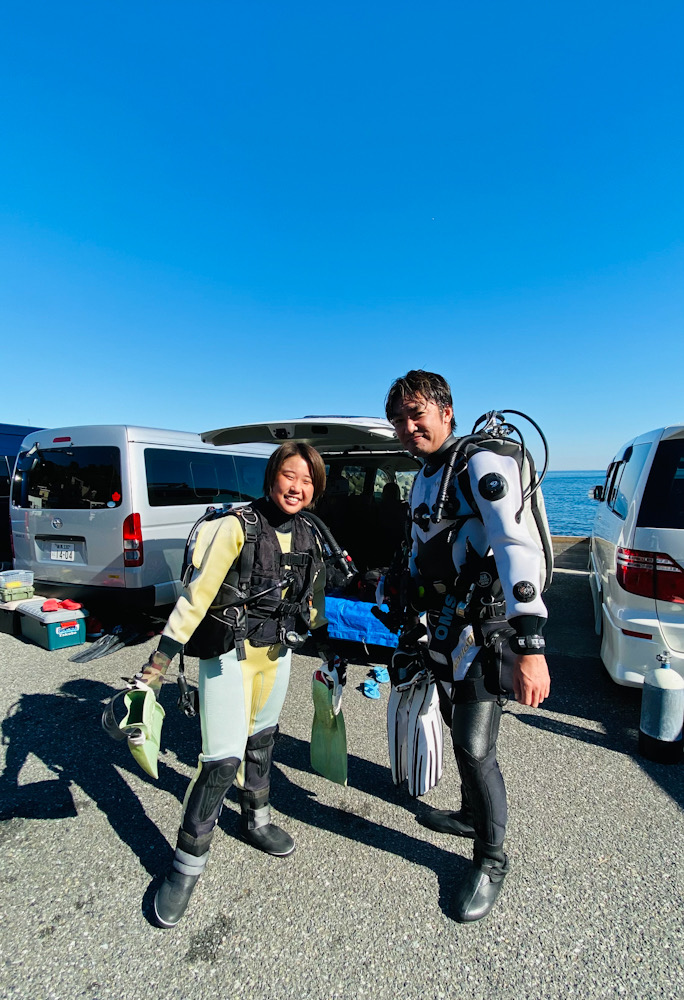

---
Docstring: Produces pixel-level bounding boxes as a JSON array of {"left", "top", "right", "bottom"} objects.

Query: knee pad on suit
[
  {"left": 181, "top": 756, "right": 240, "bottom": 846},
  {"left": 242, "top": 725, "right": 277, "bottom": 793}
]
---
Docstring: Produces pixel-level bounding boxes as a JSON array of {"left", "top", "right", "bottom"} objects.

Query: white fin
[
  {"left": 387, "top": 684, "right": 411, "bottom": 785},
  {"left": 406, "top": 678, "right": 443, "bottom": 797}
]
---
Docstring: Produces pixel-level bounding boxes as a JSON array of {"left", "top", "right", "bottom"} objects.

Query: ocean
[{"left": 541, "top": 470, "right": 603, "bottom": 537}]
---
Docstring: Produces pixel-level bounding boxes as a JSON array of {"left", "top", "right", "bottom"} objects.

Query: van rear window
[
  {"left": 145, "top": 449, "right": 267, "bottom": 506},
  {"left": 638, "top": 439, "right": 684, "bottom": 529},
  {"left": 12, "top": 447, "right": 122, "bottom": 510}
]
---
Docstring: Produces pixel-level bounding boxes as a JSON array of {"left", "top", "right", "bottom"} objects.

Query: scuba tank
[{"left": 638, "top": 650, "right": 684, "bottom": 764}]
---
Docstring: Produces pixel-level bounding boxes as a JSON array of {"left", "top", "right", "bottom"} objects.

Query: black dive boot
[
  {"left": 154, "top": 834, "right": 210, "bottom": 928},
  {"left": 238, "top": 788, "right": 295, "bottom": 856},
  {"left": 418, "top": 784, "right": 476, "bottom": 838},
  {"left": 453, "top": 842, "right": 509, "bottom": 923},
  {"left": 238, "top": 727, "right": 295, "bottom": 856},
  {"left": 419, "top": 807, "right": 476, "bottom": 838}
]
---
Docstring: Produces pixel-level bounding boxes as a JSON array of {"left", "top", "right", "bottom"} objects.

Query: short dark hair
[
  {"left": 263, "top": 442, "right": 327, "bottom": 505},
  {"left": 385, "top": 369, "right": 456, "bottom": 431}
]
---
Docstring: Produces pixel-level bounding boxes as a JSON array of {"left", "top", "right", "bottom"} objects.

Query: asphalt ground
[{"left": 1, "top": 541, "right": 683, "bottom": 1000}]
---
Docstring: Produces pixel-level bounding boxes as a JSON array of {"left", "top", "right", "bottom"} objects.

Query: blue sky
[{"left": 2, "top": 1, "right": 682, "bottom": 469}]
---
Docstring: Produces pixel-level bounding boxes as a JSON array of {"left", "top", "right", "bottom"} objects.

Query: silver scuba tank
[{"left": 638, "top": 650, "right": 684, "bottom": 764}]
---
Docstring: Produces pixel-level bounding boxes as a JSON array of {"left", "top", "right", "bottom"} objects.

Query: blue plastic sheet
[{"left": 324, "top": 597, "right": 398, "bottom": 648}]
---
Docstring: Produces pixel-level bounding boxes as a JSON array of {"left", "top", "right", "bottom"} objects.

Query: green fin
[
  {"left": 119, "top": 688, "right": 165, "bottom": 779},
  {"left": 310, "top": 676, "right": 347, "bottom": 786}
]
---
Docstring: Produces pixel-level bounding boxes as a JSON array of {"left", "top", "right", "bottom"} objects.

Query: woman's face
[{"left": 269, "top": 454, "right": 315, "bottom": 515}]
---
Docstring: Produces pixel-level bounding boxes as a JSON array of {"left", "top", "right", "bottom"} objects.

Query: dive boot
[
  {"left": 153, "top": 846, "right": 209, "bottom": 929},
  {"left": 238, "top": 790, "right": 295, "bottom": 857},
  {"left": 418, "top": 805, "right": 476, "bottom": 839},
  {"left": 453, "top": 845, "right": 509, "bottom": 923}
]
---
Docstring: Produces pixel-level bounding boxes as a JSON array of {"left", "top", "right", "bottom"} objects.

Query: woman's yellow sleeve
[{"left": 162, "top": 516, "right": 245, "bottom": 647}]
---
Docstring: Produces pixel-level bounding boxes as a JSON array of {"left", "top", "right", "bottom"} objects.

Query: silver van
[
  {"left": 589, "top": 425, "right": 684, "bottom": 685},
  {"left": 10, "top": 425, "right": 273, "bottom": 608}
]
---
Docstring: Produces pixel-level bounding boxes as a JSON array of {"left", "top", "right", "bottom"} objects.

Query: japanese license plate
[{"left": 51, "top": 542, "right": 75, "bottom": 562}]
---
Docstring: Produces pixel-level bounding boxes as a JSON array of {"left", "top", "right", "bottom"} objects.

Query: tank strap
[{"left": 235, "top": 507, "right": 261, "bottom": 591}]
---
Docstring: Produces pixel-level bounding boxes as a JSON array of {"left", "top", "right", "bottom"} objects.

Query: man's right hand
[{"left": 512, "top": 654, "right": 550, "bottom": 708}]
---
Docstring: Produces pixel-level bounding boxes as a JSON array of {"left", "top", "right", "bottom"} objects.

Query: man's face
[{"left": 389, "top": 394, "right": 454, "bottom": 458}]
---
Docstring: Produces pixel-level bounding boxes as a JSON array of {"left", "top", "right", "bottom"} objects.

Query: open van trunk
[
  {"left": 202, "top": 417, "right": 421, "bottom": 645},
  {"left": 201, "top": 417, "right": 419, "bottom": 571},
  {"left": 202, "top": 417, "right": 402, "bottom": 451}
]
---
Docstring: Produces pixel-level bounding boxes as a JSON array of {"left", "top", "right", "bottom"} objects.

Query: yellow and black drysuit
[{"left": 151, "top": 496, "right": 327, "bottom": 927}]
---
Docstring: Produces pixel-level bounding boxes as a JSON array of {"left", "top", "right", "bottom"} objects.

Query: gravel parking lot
[{"left": 1, "top": 544, "right": 683, "bottom": 1000}]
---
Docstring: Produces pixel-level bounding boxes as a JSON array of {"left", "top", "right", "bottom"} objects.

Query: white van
[
  {"left": 589, "top": 425, "right": 684, "bottom": 685},
  {"left": 10, "top": 425, "right": 274, "bottom": 608}
]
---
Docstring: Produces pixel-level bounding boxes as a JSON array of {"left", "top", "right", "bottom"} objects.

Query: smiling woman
[
  {"left": 263, "top": 441, "right": 326, "bottom": 516},
  {"left": 133, "top": 440, "right": 333, "bottom": 929}
]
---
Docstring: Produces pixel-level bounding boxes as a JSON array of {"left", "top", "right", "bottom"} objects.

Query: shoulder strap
[{"left": 232, "top": 505, "right": 261, "bottom": 592}]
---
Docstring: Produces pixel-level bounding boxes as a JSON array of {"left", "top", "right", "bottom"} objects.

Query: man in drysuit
[{"left": 384, "top": 370, "right": 551, "bottom": 922}]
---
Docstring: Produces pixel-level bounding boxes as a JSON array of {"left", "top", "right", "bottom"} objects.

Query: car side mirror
[{"left": 592, "top": 485, "right": 604, "bottom": 501}]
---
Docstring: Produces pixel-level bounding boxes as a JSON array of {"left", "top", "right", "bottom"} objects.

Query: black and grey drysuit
[{"left": 408, "top": 435, "right": 548, "bottom": 862}]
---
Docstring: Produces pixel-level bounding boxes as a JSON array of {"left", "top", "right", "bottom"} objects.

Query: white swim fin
[
  {"left": 406, "top": 676, "right": 443, "bottom": 798},
  {"left": 387, "top": 683, "right": 411, "bottom": 785}
]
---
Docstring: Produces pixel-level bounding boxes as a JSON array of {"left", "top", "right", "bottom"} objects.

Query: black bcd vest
[{"left": 184, "top": 497, "right": 323, "bottom": 661}]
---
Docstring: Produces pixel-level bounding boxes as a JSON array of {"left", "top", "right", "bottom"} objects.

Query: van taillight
[
  {"left": 616, "top": 548, "right": 684, "bottom": 603},
  {"left": 123, "top": 513, "right": 144, "bottom": 567}
]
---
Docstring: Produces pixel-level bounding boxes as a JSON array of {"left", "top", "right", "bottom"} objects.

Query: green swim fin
[
  {"left": 119, "top": 688, "right": 165, "bottom": 779},
  {"left": 311, "top": 667, "right": 347, "bottom": 786}
]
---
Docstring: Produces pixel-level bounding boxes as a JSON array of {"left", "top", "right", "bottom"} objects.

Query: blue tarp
[{"left": 324, "top": 596, "right": 398, "bottom": 648}]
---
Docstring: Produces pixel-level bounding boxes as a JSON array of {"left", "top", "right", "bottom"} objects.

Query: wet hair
[
  {"left": 385, "top": 369, "right": 456, "bottom": 431},
  {"left": 263, "top": 442, "right": 327, "bottom": 505}
]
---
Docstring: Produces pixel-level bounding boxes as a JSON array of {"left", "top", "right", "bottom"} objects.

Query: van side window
[
  {"left": 145, "top": 449, "right": 247, "bottom": 506},
  {"left": 338, "top": 465, "right": 366, "bottom": 496},
  {"left": 638, "top": 439, "right": 684, "bottom": 529},
  {"left": 599, "top": 462, "right": 616, "bottom": 503},
  {"left": 11, "top": 447, "right": 122, "bottom": 510},
  {"left": 395, "top": 470, "right": 417, "bottom": 501},
  {"left": 372, "top": 468, "right": 391, "bottom": 499},
  {"left": 610, "top": 444, "right": 652, "bottom": 520},
  {"left": 234, "top": 456, "right": 267, "bottom": 501},
  {"left": 605, "top": 462, "right": 623, "bottom": 509}
]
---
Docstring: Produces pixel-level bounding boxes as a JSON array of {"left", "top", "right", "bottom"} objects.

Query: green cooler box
[{"left": 19, "top": 600, "right": 88, "bottom": 651}]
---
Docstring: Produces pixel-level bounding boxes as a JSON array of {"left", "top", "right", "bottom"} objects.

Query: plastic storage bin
[
  {"left": 0, "top": 570, "right": 35, "bottom": 602},
  {"left": 0, "top": 570, "right": 34, "bottom": 587},
  {"left": 19, "top": 599, "right": 87, "bottom": 651}
]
